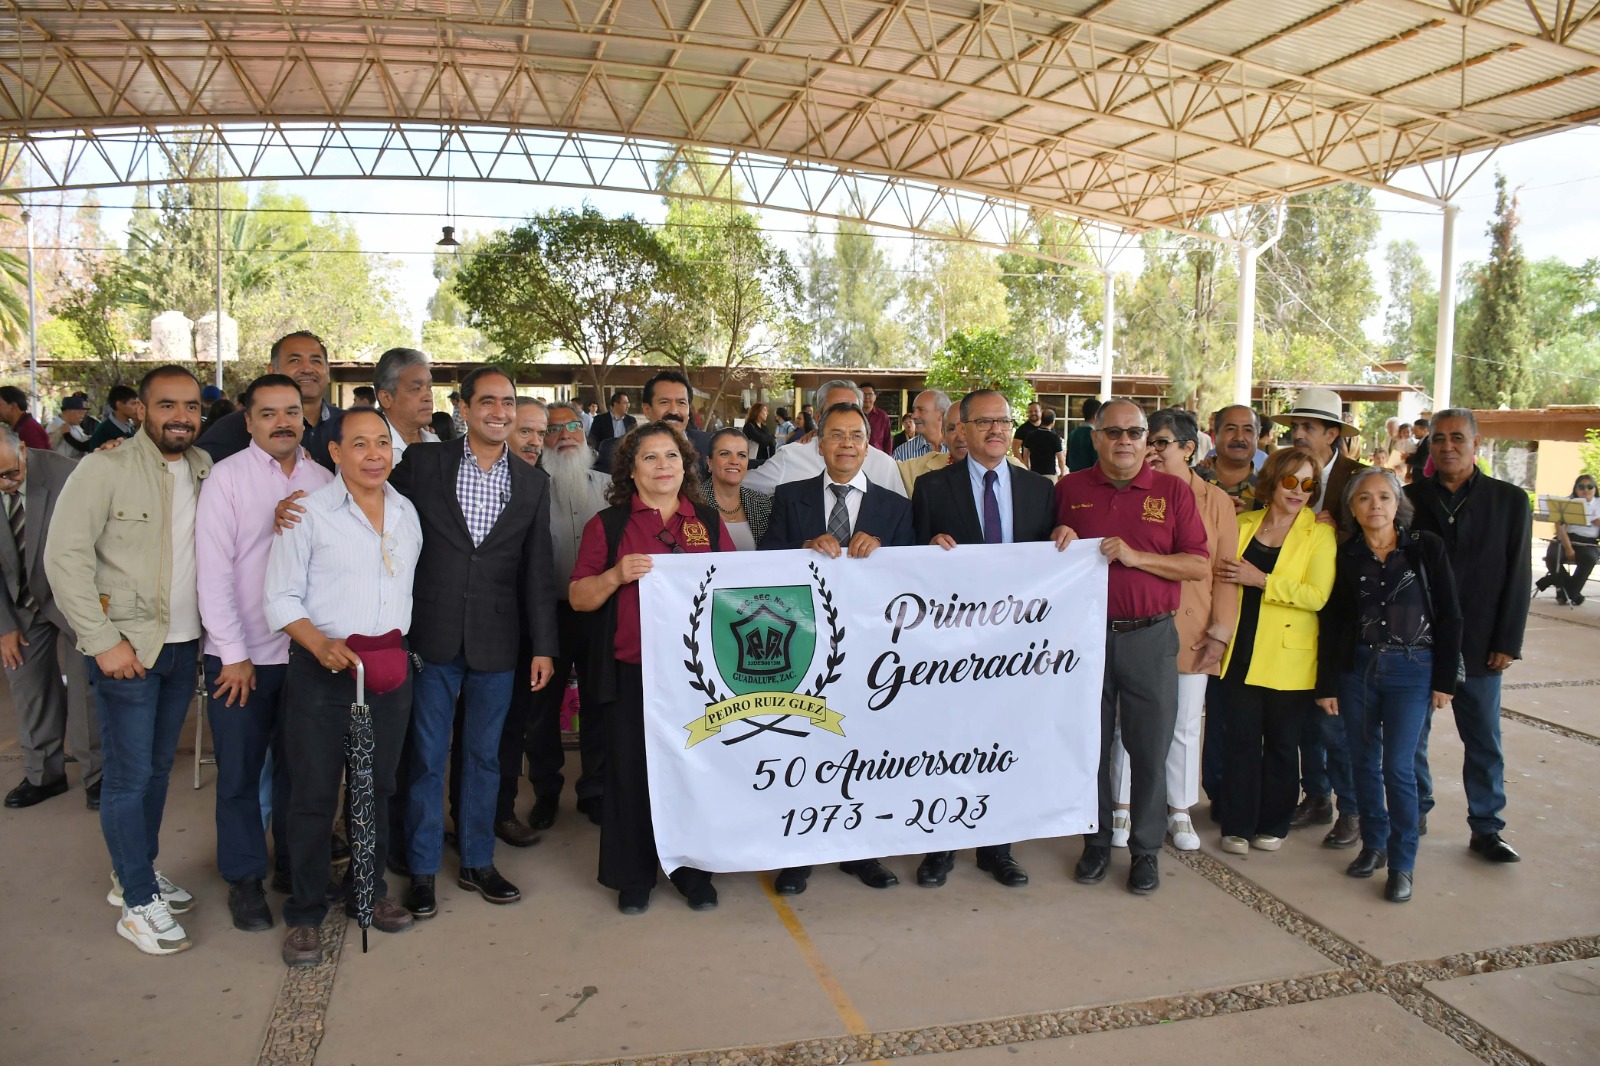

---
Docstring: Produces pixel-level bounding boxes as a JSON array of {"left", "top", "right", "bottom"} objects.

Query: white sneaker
[
  {"left": 1250, "top": 834, "right": 1283, "bottom": 851},
  {"left": 117, "top": 899, "right": 192, "bottom": 955},
  {"left": 1220, "top": 835, "right": 1249, "bottom": 854},
  {"left": 108, "top": 871, "right": 196, "bottom": 914},
  {"left": 1168, "top": 813, "right": 1201, "bottom": 851},
  {"left": 1110, "top": 809, "right": 1131, "bottom": 848}
]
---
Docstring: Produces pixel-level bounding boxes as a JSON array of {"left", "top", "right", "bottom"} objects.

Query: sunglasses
[
  {"left": 1097, "top": 426, "right": 1147, "bottom": 441},
  {"left": 551, "top": 420, "right": 584, "bottom": 433},
  {"left": 1279, "top": 475, "right": 1317, "bottom": 493},
  {"left": 1578, "top": 483, "right": 1597, "bottom": 491}
]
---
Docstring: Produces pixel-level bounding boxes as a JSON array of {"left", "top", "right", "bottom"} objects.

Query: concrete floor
[{"left": 2, "top": 578, "right": 1596, "bottom": 1066}]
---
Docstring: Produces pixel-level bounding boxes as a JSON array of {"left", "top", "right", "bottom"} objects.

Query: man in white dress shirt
[
  {"left": 742, "top": 379, "right": 907, "bottom": 497},
  {"left": 264, "top": 407, "right": 424, "bottom": 967}
]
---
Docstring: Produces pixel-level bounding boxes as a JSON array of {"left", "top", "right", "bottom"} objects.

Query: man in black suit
[
  {"left": 587, "top": 390, "right": 635, "bottom": 453},
  {"left": 910, "top": 389, "right": 1057, "bottom": 889},
  {"left": 197, "top": 331, "right": 343, "bottom": 470},
  {"left": 762, "top": 402, "right": 912, "bottom": 894},
  {"left": 389, "top": 366, "right": 559, "bottom": 919},
  {"left": 593, "top": 370, "right": 711, "bottom": 478}
]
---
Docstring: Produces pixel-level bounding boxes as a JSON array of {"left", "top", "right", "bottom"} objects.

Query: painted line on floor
[{"left": 760, "top": 874, "right": 876, "bottom": 1044}]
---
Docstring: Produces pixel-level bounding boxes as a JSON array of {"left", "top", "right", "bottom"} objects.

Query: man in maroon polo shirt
[{"left": 1051, "top": 398, "right": 1209, "bottom": 895}]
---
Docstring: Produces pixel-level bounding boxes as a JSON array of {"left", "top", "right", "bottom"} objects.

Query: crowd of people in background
[{"left": 0, "top": 333, "right": 1584, "bottom": 969}]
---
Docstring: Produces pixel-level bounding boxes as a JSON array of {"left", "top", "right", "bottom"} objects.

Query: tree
[
  {"left": 797, "top": 212, "right": 904, "bottom": 367},
  {"left": 1260, "top": 185, "right": 1380, "bottom": 356},
  {"left": 422, "top": 239, "right": 501, "bottom": 364},
  {"left": 1458, "top": 172, "right": 1532, "bottom": 409},
  {"left": 0, "top": 190, "right": 28, "bottom": 347},
  {"left": 903, "top": 225, "right": 1009, "bottom": 357},
  {"left": 453, "top": 207, "right": 686, "bottom": 400},
  {"left": 1381, "top": 239, "right": 1438, "bottom": 384},
  {"left": 923, "top": 329, "right": 1035, "bottom": 413},
  {"left": 1118, "top": 227, "right": 1236, "bottom": 411},
  {"left": 998, "top": 215, "right": 1102, "bottom": 372}
]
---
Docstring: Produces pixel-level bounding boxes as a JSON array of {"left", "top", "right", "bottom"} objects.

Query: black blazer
[
  {"left": 588, "top": 412, "right": 636, "bottom": 451},
  {"left": 1316, "top": 527, "right": 1463, "bottom": 699},
  {"left": 197, "top": 403, "right": 343, "bottom": 471},
  {"left": 912, "top": 458, "right": 1056, "bottom": 545},
  {"left": 761, "top": 473, "right": 913, "bottom": 551},
  {"left": 389, "top": 441, "right": 558, "bottom": 672},
  {"left": 1406, "top": 472, "right": 1531, "bottom": 674}
]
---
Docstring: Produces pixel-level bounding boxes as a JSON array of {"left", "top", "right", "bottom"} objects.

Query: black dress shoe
[
  {"left": 618, "top": 889, "right": 650, "bottom": 915},
  {"left": 458, "top": 865, "right": 521, "bottom": 904},
  {"left": 684, "top": 881, "right": 718, "bottom": 911},
  {"left": 1127, "top": 854, "right": 1159, "bottom": 895},
  {"left": 839, "top": 859, "right": 898, "bottom": 889},
  {"left": 528, "top": 795, "right": 560, "bottom": 831},
  {"left": 228, "top": 879, "right": 274, "bottom": 932},
  {"left": 1469, "top": 832, "right": 1521, "bottom": 863},
  {"left": 85, "top": 782, "right": 101, "bottom": 811},
  {"left": 1323, "top": 813, "right": 1361, "bottom": 849},
  {"left": 1384, "top": 869, "right": 1413, "bottom": 903},
  {"left": 404, "top": 874, "right": 437, "bottom": 919},
  {"left": 1074, "top": 844, "right": 1110, "bottom": 884},
  {"left": 330, "top": 832, "right": 350, "bottom": 862},
  {"left": 495, "top": 817, "right": 541, "bottom": 848},
  {"left": 1289, "top": 794, "right": 1334, "bottom": 829},
  {"left": 917, "top": 852, "right": 955, "bottom": 887},
  {"left": 1346, "top": 848, "right": 1387, "bottom": 879},
  {"left": 1418, "top": 813, "right": 1428, "bottom": 836},
  {"left": 976, "top": 852, "right": 1029, "bottom": 887},
  {"left": 774, "top": 867, "right": 811, "bottom": 895},
  {"left": 576, "top": 795, "right": 604, "bottom": 826},
  {"left": 4, "top": 777, "right": 68, "bottom": 809}
]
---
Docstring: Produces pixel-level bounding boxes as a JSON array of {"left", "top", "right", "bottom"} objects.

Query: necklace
[
  {"left": 715, "top": 493, "right": 743, "bottom": 516},
  {"left": 1440, "top": 479, "right": 1472, "bottom": 524}
]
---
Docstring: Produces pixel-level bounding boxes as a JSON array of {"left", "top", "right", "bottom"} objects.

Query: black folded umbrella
[{"left": 342, "top": 659, "right": 377, "bottom": 953}]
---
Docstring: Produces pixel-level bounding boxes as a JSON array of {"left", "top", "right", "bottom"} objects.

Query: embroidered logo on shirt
[
  {"left": 1141, "top": 496, "right": 1168, "bottom": 523},
  {"left": 1069, "top": 501, "right": 1094, "bottom": 510},
  {"left": 680, "top": 519, "right": 711, "bottom": 547}
]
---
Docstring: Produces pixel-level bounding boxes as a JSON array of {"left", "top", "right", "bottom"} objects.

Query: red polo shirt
[
  {"left": 572, "top": 494, "right": 729, "bottom": 664},
  {"left": 1053, "top": 461, "right": 1210, "bottom": 620},
  {"left": 866, "top": 406, "right": 893, "bottom": 454}
]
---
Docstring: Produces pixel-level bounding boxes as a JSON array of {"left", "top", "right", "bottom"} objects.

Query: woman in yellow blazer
[{"left": 1214, "top": 446, "right": 1337, "bottom": 854}]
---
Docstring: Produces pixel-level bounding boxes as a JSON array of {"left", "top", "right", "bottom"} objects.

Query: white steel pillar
[
  {"left": 1432, "top": 204, "right": 1460, "bottom": 411},
  {"left": 22, "top": 210, "right": 38, "bottom": 402},
  {"left": 214, "top": 139, "right": 225, "bottom": 389},
  {"left": 1233, "top": 244, "right": 1258, "bottom": 407},
  {"left": 1099, "top": 272, "right": 1114, "bottom": 401}
]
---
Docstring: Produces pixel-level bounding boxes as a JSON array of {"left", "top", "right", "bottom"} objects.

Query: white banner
[{"left": 638, "top": 541, "right": 1109, "bottom": 874}]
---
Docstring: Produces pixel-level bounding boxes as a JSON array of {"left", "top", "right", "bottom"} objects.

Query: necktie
[
  {"left": 982, "top": 469, "right": 1004, "bottom": 545},
  {"left": 9, "top": 494, "right": 35, "bottom": 613},
  {"left": 827, "top": 483, "right": 852, "bottom": 543}
]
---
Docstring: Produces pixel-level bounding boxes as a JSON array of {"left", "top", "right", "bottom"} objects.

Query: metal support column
[
  {"left": 1432, "top": 203, "right": 1459, "bottom": 411},
  {"left": 1099, "top": 272, "right": 1114, "bottom": 401},
  {"left": 1233, "top": 245, "right": 1258, "bottom": 407},
  {"left": 214, "top": 139, "right": 225, "bottom": 389},
  {"left": 23, "top": 209, "right": 37, "bottom": 401}
]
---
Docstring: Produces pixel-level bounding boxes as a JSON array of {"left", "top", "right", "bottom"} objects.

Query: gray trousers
[
  {"left": 6, "top": 614, "right": 100, "bottom": 788},
  {"left": 1089, "top": 615, "right": 1179, "bottom": 856}
]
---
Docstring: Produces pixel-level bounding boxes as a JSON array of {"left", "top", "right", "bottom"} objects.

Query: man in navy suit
[
  {"left": 911, "top": 389, "right": 1060, "bottom": 890},
  {"left": 762, "top": 402, "right": 911, "bottom": 893}
]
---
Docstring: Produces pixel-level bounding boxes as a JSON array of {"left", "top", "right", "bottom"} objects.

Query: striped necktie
[
  {"left": 827, "top": 484, "right": 852, "bottom": 543},
  {"left": 9, "top": 494, "right": 36, "bottom": 614}
]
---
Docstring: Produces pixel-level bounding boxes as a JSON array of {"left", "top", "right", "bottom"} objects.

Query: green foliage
[
  {"left": 1579, "top": 428, "right": 1600, "bottom": 479},
  {"left": 453, "top": 206, "right": 686, "bottom": 398},
  {"left": 903, "top": 225, "right": 1010, "bottom": 359},
  {"left": 1382, "top": 239, "right": 1437, "bottom": 385},
  {"left": 923, "top": 329, "right": 1035, "bottom": 412},
  {"left": 1260, "top": 185, "right": 1380, "bottom": 351},
  {"left": 998, "top": 215, "right": 1102, "bottom": 372},
  {"left": 798, "top": 214, "right": 905, "bottom": 366},
  {"left": 1118, "top": 227, "right": 1236, "bottom": 412},
  {"left": 0, "top": 247, "right": 25, "bottom": 347},
  {"left": 1458, "top": 173, "right": 1532, "bottom": 409}
]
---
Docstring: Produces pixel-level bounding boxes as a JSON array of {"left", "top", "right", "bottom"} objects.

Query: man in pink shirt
[{"left": 196, "top": 373, "right": 332, "bottom": 934}]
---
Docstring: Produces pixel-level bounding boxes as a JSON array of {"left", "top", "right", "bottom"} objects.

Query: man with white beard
[{"left": 516, "top": 401, "right": 611, "bottom": 830}]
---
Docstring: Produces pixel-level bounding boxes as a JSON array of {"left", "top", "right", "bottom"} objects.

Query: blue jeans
[
  {"left": 1416, "top": 672, "right": 1507, "bottom": 834},
  {"left": 1339, "top": 646, "right": 1432, "bottom": 872},
  {"left": 407, "top": 652, "right": 514, "bottom": 872},
  {"left": 89, "top": 641, "right": 198, "bottom": 908},
  {"left": 204, "top": 656, "right": 289, "bottom": 883},
  {"left": 1299, "top": 703, "right": 1357, "bottom": 814}
]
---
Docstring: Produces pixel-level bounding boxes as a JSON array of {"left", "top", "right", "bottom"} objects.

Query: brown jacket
[
  {"left": 1321, "top": 452, "right": 1366, "bottom": 530},
  {"left": 1176, "top": 470, "right": 1239, "bottom": 674}
]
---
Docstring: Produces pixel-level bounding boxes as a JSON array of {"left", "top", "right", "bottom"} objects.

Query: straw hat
[{"left": 1271, "top": 387, "right": 1360, "bottom": 436}]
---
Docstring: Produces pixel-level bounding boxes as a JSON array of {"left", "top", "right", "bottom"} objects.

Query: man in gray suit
[{"left": 0, "top": 425, "right": 102, "bottom": 810}]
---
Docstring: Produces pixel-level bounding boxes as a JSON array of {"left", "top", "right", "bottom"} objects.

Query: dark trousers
[
  {"left": 1219, "top": 676, "right": 1306, "bottom": 840},
  {"left": 1202, "top": 674, "right": 1227, "bottom": 808},
  {"left": 597, "top": 662, "right": 709, "bottom": 896},
  {"left": 7, "top": 615, "right": 100, "bottom": 788},
  {"left": 1416, "top": 672, "right": 1508, "bottom": 835},
  {"left": 283, "top": 646, "right": 410, "bottom": 928},
  {"left": 1088, "top": 616, "right": 1179, "bottom": 856},
  {"left": 1545, "top": 538, "right": 1597, "bottom": 598},
  {"left": 204, "top": 656, "right": 289, "bottom": 883},
  {"left": 1297, "top": 705, "right": 1356, "bottom": 813},
  {"left": 523, "top": 603, "right": 605, "bottom": 810}
]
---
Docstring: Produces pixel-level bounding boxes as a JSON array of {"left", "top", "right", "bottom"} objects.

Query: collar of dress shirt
[
  {"left": 462, "top": 434, "right": 509, "bottom": 472},
  {"left": 825, "top": 468, "right": 870, "bottom": 494},
  {"left": 1087, "top": 459, "right": 1154, "bottom": 490}
]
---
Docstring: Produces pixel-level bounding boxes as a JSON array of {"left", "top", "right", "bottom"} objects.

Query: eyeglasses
[
  {"left": 0, "top": 465, "right": 22, "bottom": 485},
  {"left": 1279, "top": 475, "right": 1317, "bottom": 493},
  {"left": 823, "top": 430, "right": 868, "bottom": 445},
  {"left": 1146, "top": 437, "right": 1178, "bottom": 451},
  {"left": 1097, "top": 426, "right": 1147, "bottom": 441},
  {"left": 966, "top": 417, "right": 1013, "bottom": 432},
  {"left": 551, "top": 420, "right": 584, "bottom": 433},
  {"left": 654, "top": 528, "right": 686, "bottom": 554}
]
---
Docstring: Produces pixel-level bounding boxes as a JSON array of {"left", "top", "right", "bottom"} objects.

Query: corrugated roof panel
[{"left": 1243, "top": 4, "right": 1436, "bottom": 78}]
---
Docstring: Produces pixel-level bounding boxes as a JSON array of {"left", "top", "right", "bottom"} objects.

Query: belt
[{"left": 1107, "top": 611, "right": 1173, "bottom": 634}]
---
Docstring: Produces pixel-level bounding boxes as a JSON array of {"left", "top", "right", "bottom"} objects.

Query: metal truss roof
[{"left": 3, "top": 1, "right": 1599, "bottom": 234}]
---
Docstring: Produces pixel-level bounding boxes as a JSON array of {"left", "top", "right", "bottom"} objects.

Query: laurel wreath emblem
[{"left": 682, "top": 565, "right": 722, "bottom": 704}]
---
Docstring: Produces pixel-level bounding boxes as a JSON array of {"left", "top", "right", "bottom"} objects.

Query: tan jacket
[
  {"left": 44, "top": 430, "right": 212, "bottom": 667},
  {"left": 1177, "top": 470, "right": 1239, "bottom": 674}
]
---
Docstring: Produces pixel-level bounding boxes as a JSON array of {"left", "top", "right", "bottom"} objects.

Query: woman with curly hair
[{"left": 569, "top": 421, "right": 731, "bottom": 915}]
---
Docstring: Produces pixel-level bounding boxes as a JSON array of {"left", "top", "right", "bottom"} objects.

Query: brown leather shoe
[
  {"left": 369, "top": 896, "right": 415, "bottom": 934},
  {"left": 1323, "top": 813, "right": 1361, "bottom": 849},
  {"left": 282, "top": 925, "right": 322, "bottom": 967},
  {"left": 1289, "top": 794, "right": 1334, "bottom": 829},
  {"left": 495, "top": 817, "right": 541, "bottom": 848}
]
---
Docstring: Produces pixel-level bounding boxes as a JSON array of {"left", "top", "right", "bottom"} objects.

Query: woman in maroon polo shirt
[{"left": 570, "top": 421, "right": 730, "bottom": 915}]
